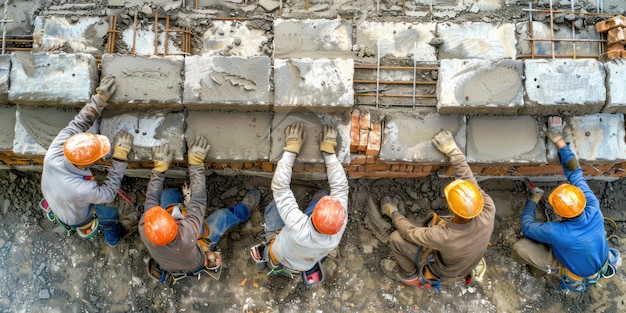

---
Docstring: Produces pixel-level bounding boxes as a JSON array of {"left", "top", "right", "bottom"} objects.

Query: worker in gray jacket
[
  {"left": 40, "top": 77, "right": 139, "bottom": 247},
  {"left": 252, "top": 123, "right": 348, "bottom": 286}
]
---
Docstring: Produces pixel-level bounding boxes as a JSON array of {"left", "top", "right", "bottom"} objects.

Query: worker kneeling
[
  {"left": 139, "top": 137, "right": 260, "bottom": 284},
  {"left": 379, "top": 131, "right": 495, "bottom": 291},
  {"left": 512, "top": 116, "right": 621, "bottom": 292}
]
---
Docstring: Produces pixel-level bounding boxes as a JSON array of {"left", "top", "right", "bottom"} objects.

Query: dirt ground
[{"left": 0, "top": 168, "right": 625, "bottom": 313}]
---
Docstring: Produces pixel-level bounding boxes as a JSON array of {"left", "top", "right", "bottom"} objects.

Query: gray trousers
[
  {"left": 388, "top": 230, "right": 421, "bottom": 276},
  {"left": 512, "top": 238, "right": 560, "bottom": 277}
]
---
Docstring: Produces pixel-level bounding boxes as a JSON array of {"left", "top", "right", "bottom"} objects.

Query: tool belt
[
  {"left": 39, "top": 199, "right": 99, "bottom": 239},
  {"left": 147, "top": 255, "right": 222, "bottom": 284},
  {"left": 252, "top": 238, "right": 325, "bottom": 287},
  {"left": 558, "top": 248, "right": 620, "bottom": 293}
]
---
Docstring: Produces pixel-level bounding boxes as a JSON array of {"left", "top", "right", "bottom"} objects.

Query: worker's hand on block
[
  {"left": 320, "top": 125, "right": 337, "bottom": 154},
  {"left": 381, "top": 196, "right": 399, "bottom": 219},
  {"left": 96, "top": 77, "right": 117, "bottom": 103},
  {"left": 112, "top": 130, "right": 134, "bottom": 161},
  {"left": 431, "top": 131, "right": 459, "bottom": 156},
  {"left": 188, "top": 136, "right": 210, "bottom": 165},
  {"left": 528, "top": 187, "right": 545, "bottom": 204},
  {"left": 283, "top": 123, "right": 306, "bottom": 155},
  {"left": 546, "top": 116, "right": 565, "bottom": 144},
  {"left": 152, "top": 144, "right": 172, "bottom": 173}
]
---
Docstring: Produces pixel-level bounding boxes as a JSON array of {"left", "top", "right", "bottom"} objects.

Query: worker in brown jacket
[
  {"left": 379, "top": 130, "right": 495, "bottom": 290},
  {"left": 138, "top": 137, "right": 260, "bottom": 283}
]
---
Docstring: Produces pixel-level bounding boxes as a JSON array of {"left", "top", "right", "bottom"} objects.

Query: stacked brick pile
[{"left": 597, "top": 15, "right": 626, "bottom": 61}]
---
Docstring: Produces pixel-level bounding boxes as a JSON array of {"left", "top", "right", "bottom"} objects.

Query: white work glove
[
  {"left": 547, "top": 116, "right": 565, "bottom": 144},
  {"left": 96, "top": 77, "right": 117, "bottom": 103},
  {"left": 188, "top": 136, "right": 210, "bottom": 165},
  {"left": 431, "top": 131, "right": 459, "bottom": 156},
  {"left": 528, "top": 187, "right": 545, "bottom": 204},
  {"left": 112, "top": 130, "right": 134, "bottom": 161},
  {"left": 152, "top": 144, "right": 173, "bottom": 173},
  {"left": 283, "top": 123, "right": 306, "bottom": 155}
]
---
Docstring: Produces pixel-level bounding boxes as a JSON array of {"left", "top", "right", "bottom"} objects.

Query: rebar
[{"left": 154, "top": 10, "right": 159, "bottom": 55}]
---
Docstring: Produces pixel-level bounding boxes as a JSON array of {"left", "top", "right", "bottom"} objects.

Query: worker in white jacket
[
  {"left": 256, "top": 123, "right": 349, "bottom": 284},
  {"left": 40, "top": 77, "right": 139, "bottom": 247}
]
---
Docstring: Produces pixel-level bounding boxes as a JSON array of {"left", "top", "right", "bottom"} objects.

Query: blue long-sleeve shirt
[{"left": 520, "top": 144, "right": 608, "bottom": 277}]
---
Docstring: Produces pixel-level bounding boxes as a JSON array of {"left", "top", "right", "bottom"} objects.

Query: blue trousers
[
  {"left": 263, "top": 190, "right": 327, "bottom": 234},
  {"left": 161, "top": 188, "right": 252, "bottom": 250},
  {"left": 93, "top": 205, "right": 123, "bottom": 246}
]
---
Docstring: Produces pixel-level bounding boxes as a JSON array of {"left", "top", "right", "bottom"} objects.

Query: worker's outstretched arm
[
  {"left": 272, "top": 123, "right": 306, "bottom": 226},
  {"left": 321, "top": 125, "right": 349, "bottom": 215},
  {"left": 186, "top": 137, "right": 209, "bottom": 225}
]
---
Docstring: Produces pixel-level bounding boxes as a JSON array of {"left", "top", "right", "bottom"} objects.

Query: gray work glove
[
  {"left": 188, "top": 136, "right": 210, "bottom": 165},
  {"left": 547, "top": 116, "right": 565, "bottom": 144},
  {"left": 431, "top": 131, "right": 459, "bottom": 156},
  {"left": 283, "top": 123, "right": 306, "bottom": 155},
  {"left": 320, "top": 125, "right": 338, "bottom": 154},
  {"left": 381, "top": 196, "right": 399, "bottom": 219},
  {"left": 528, "top": 187, "right": 545, "bottom": 204},
  {"left": 96, "top": 77, "right": 117, "bottom": 103},
  {"left": 112, "top": 130, "right": 133, "bottom": 161},
  {"left": 152, "top": 144, "right": 173, "bottom": 173}
]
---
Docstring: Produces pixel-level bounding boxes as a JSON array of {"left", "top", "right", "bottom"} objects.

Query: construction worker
[
  {"left": 250, "top": 123, "right": 348, "bottom": 286},
  {"left": 379, "top": 130, "right": 495, "bottom": 290},
  {"left": 139, "top": 138, "right": 260, "bottom": 283},
  {"left": 512, "top": 116, "right": 620, "bottom": 292},
  {"left": 40, "top": 77, "right": 139, "bottom": 247}
]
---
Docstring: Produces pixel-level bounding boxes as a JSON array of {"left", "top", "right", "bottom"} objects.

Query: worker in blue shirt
[{"left": 512, "top": 116, "right": 620, "bottom": 292}]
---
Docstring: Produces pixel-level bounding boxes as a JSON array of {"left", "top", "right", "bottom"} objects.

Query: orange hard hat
[
  {"left": 63, "top": 133, "right": 110, "bottom": 166},
  {"left": 548, "top": 183, "right": 586, "bottom": 218},
  {"left": 143, "top": 206, "right": 178, "bottom": 246},
  {"left": 311, "top": 196, "right": 346, "bottom": 235},
  {"left": 444, "top": 179, "right": 484, "bottom": 219}
]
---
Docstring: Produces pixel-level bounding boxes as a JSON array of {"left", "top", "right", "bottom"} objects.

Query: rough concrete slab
[
  {"left": 523, "top": 59, "right": 606, "bottom": 115},
  {"left": 462, "top": 0, "right": 502, "bottom": 11},
  {"left": 603, "top": 0, "right": 626, "bottom": 14},
  {"left": 355, "top": 21, "right": 436, "bottom": 60},
  {"left": 99, "top": 111, "right": 185, "bottom": 162},
  {"left": 119, "top": 25, "right": 184, "bottom": 55},
  {"left": 602, "top": 59, "right": 626, "bottom": 114},
  {"left": 101, "top": 54, "right": 183, "bottom": 109},
  {"left": 186, "top": 111, "right": 272, "bottom": 162},
  {"left": 547, "top": 114, "right": 626, "bottom": 163},
  {"left": 437, "top": 22, "right": 516, "bottom": 59},
  {"left": 274, "top": 18, "right": 353, "bottom": 59},
  {"left": 437, "top": 59, "right": 523, "bottom": 115},
  {"left": 183, "top": 56, "right": 271, "bottom": 109},
  {"left": 32, "top": 16, "right": 109, "bottom": 54},
  {"left": 107, "top": 0, "right": 182, "bottom": 11},
  {"left": 13, "top": 106, "right": 98, "bottom": 155},
  {"left": 270, "top": 112, "right": 350, "bottom": 164},
  {"left": 0, "top": 106, "right": 16, "bottom": 151},
  {"left": 3, "top": 0, "right": 41, "bottom": 35},
  {"left": 274, "top": 58, "right": 354, "bottom": 110},
  {"left": 516, "top": 22, "right": 600, "bottom": 58},
  {"left": 9, "top": 52, "right": 98, "bottom": 107},
  {"left": 0, "top": 55, "right": 10, "bottom": 104},
  {"left": 378, "top": 113, "right": 466, "bottom": 165},
  {"left": 200, "top": 21, "right": 270, "bottom": 57},
  {"left": 466, "top": 116, "right": 546, "bottom": 164}
]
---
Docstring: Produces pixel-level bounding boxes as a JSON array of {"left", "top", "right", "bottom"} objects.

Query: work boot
[
  {"left": 379, "top": 259, "right": 420, "bottom": 286},
  {"left": 241, "top": 188, "right": 261, "bottom": 212},
  {"left": 120, "top": 211, "right": 141, "bottom": 239}
]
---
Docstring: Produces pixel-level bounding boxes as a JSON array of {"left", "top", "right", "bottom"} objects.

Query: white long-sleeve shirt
[
  {"left": 270, "top": 151, "right": 349, "bottom": 271},
  {"left": 41, "top": 95, "right": 127, "bottom": 226}
]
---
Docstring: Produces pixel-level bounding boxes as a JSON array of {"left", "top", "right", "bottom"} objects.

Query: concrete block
[
  {"left": 107, "top": 0, "right": 182, "bottom": 10},
  {"left": 516, "top": 22, "right": 600, "bottom": 58},
  {"left": 9, "top": 52, "right": 98, "bottom": 107},
  {"left": 3, "top": 0, "right": 40, "bottom": 36},
  {"left": 99, "top": 111, "right": 185, "bottom": 162},
  {"left": 270, "top": 112, "right": 350, "bottom": 164},
  {"left": 101, "top": 55, "right": 183, "bottom": 109},
  {"left": 437, "top": 59, "right": 523, "bottom": 115},
  {"left": 355, "top": 21, "right": 436, "bottom": 60},
  {"left": 118, "top": 24, "right": 184, "bottom": 55},
  {"left": 200, "top": 21, "right": 269, "bottom": 57},
  {"left": 186, "top": 111, "right": 272, "bottom": 162},
  {"left": 603, "top": 59, "right": 626, "bottom": 113},
  {"left": 32, "top": 16, "right": 109, "bottom": 54},
  {"left": 547, "top": 114, "right": 626, "bottom": 163},
  {"left": 274, "top": 18, "right": 352, "bottom": 59},
  {"left": 0, "top": 55, "right": 11, "bottom": 104},
  {"left": 0, "top": 106, "right": 16, "bottom": 151},
  {"left": 274, "top": 58, "right": 354, "bottom": 110},
  {"left": 466, "top": 116, "right": 546, "bottom": 164},
  {"left": 183, "top": 56, "right": 271, "bottom": 109},
  {"left": 14, "top": 106, "right": 98, "bottom": 156},
  {"left": 523, "top": 59, "right": 606, "bottom": 115},
  {"left": 378, "top": 113, "right": 466, "bottom": 164},
  {"left": 437, "top": 22, "right": 516, "bottom": 59},
  {"left": 602, "top": 2, "right": 626, "bottom": 15},
  {"left": 462, "top": 0, "right": 502, "bottom": 12}
]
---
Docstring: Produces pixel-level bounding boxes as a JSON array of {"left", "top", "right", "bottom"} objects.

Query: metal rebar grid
[{"left": 106, "top": 15, "right": 121, "bottom": 54}]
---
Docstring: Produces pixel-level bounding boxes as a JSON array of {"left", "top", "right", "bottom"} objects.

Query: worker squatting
[{"left": 40, "top": 78, "right": 621, "bottom": 293}]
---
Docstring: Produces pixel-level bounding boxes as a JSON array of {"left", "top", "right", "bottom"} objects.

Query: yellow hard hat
[
  {"left": 63, "top": 133, "right": 110, "bottom": 166},
  {"left": 444, "top": 179, "right": 484, "bottom": 219},
  {"left": 548, "top": 184, "right": 585, "bottom": 218}
]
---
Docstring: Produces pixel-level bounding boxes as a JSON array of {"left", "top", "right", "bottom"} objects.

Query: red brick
[
  {"left": 469, "top": 166, "right": 484, "bottom": 173},
  {"left": 344, "top": 165, "right": 361, "bottom": 172},
  {"left": 365, "top": 122, "right": 382, "bottom": 156},
  {"left": 365, "top": 163, "right": 391, "bottom": 171},
  {"left": 262, "top": 162, "right": 274, "bottom": 172},
  {"left": 398, "top": 164, "right": 407, "bottom": 172},
  {"left": 293, "top": 164, "right": 305, "bottom": 173},
  {"left": 405, "top": 165, "right": 414, "bottom": 172},
  {"left": 596, "top": 15, "right": 626, "bottom": 33},
  {"left": 443, "top": 166, "right": 455, "bottom": 177},
  {"left": 481, "top": 166, "right": 509, "bottom": 176},
  {"left": 366, "top": 156, "right": 376, "bottom": 164},
  {"left": 512, "top": 164, "right": 563, "bottom": 176},
  {"left": 608, "top": 43, "right": 625, "bottom": 51},
  {"left": 582, "top": 164, "right": 614, "bottom": 176},
  {"left": 608, "top": 27, "right": 626, "bottom": 45},
  {"left": 600, "top": 50, "right": 622, "bottom": 62},
  {"left": 391, "top": 164, "right": 400, "bottom": 172},
  {"left": 348, "top": 171, "right": 429, "bottom": 179},
  {"left": 358, "top": 129, "right": 369, "bottom": 152},
  {"left": 350, "top": 154, "right": 367, "bottom": 165},
  {"left": 230, "top": 163, "right": 244, "bottom": 169},
  {"left": 244, "top": 162, "right": 254, "bottom": 169},
  {"left": 359, "top": 110, "right": 371, "bottom": 130},
  {"left": 350, "top": 109, "right": 360, "bottom": 153}
]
